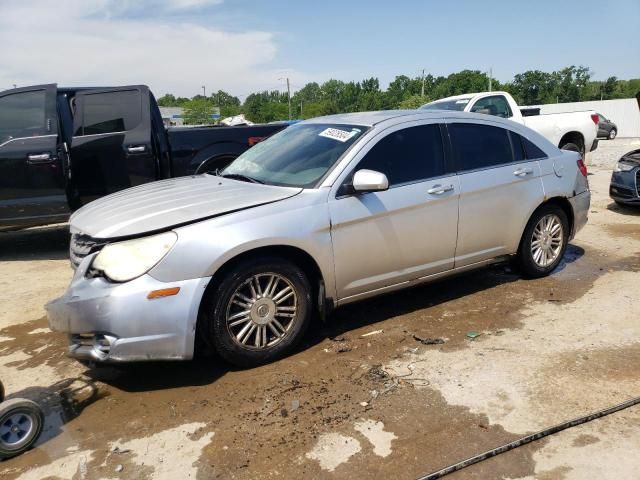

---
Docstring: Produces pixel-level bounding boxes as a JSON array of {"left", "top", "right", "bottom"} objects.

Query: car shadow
[
  {"left": 308, "top": 244, "right": 585, "bottom": 343},
  {"left": 0, "top": 224, "right": 69, "bottom": 261},
  {"left": 607, "top": 201, "right": 640, "bottom": 216}
]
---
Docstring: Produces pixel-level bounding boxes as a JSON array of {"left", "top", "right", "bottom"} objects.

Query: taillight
[
  {"left": 577, "top": 159, "right": 588, "bottom": 177},
  {"left": 590, "top": 113, "right": 599, "bottom": 125},
  {"left": 248, "top": 136, "right": 265, "bottom": 146}
]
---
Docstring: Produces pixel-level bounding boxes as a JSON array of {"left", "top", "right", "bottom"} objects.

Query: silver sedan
[{"left": 47, "top": 110, "right": 590, "bottom": 367}]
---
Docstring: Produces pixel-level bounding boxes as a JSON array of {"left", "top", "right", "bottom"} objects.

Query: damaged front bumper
[{"left": 46, "top": 254, "right": 211, "bottom": 363}]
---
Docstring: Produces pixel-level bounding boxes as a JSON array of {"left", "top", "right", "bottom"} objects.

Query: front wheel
[
  {"left": 609, "top": 129, "right": 617, "bottom": 140},
  {"left": 202, "top": 257, "right": 312, "bottom": 368},
  {"left": 518, "top": 205, "right": 569, "bottom": 278}
]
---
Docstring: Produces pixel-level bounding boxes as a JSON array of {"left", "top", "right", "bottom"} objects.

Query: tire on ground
[
  {"left": 517, "top": 204, "right": 570, "bottom": 278},
  {"left": 201, "top": 256, "right": 312, "bottom": 368}
]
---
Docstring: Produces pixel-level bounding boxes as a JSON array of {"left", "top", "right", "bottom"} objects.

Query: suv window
[
  {"left": 470, "top": 95, "right": 513, "bottom": 118},
  {"left": 0, "top": 90, "right": 47, "bottom": 144},
  {"left": 355, "top": 124, "right": 445, "bottom": 187},
  {"left": 449, "top": 123, "right": 514, "bottom": 171},
  {"left": 76, "top": 90, "right": 141, "bottom": 136}
]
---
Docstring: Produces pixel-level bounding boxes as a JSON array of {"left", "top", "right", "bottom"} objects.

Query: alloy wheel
[
  {"left": 531, "top": 214, "right": 564, "bottom": 267},
  {"left": 0, "top": 412, "right": 34, "bottom": 449},
  {"left": 225, "top": 273, "right": 298, "bottom": 350}
]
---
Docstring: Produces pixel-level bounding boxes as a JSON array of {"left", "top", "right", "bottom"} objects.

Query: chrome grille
[{"left": 69, "top": 233, "right": 103, "bottom": 269}]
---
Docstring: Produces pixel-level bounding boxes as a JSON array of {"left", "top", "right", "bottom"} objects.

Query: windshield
[
  {"left": 420, "top": 98, "right": 472, "bottom": 111},
  {"left": 221, "top": 123, "right": 367, "bottom": 187}
]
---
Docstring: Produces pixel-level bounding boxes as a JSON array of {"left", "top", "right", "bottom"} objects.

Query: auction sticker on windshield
[{"left": 319, "top": 127, "right": 359, "bottom": 142}]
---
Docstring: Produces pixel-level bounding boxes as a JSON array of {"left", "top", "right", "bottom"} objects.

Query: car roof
[{"left": 302, "top": 109, "right": 519, "bottom": 128}]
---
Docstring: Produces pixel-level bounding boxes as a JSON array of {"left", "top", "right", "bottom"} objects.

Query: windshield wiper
[{"left": 220, "top": 173, "right": 264, "bottom": 184}]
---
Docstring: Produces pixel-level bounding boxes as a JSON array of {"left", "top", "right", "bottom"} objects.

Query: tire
[
  {"left": 560, "top": 142, "right": 583, "bottom": 157},
  {"left": 0, "top": 382, "right": 4, "bottom": 403},
  {"left": 0, "top": 399, "right": 44, "bottom": 459},
  {"left": 609, "top": 129, "right": 617, "bottom": 140},
  {"left": 202, "top": 257, "right": 312, "bottom": 368},
  {"left": 518, "top": 204, "right": 569, "bottom": 278}
]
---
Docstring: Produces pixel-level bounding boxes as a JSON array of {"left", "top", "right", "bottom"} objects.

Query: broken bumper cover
[
  {"left": 46, "top": 254, "right": 211, "bottom": 362},
  {"left": 569, "top": 190, "right": 590, "bottom": 239}
]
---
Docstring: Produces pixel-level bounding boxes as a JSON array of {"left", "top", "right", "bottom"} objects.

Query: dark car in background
[
  {"left": 596, "top": 113, "right": 617, "bottom": 140},
  {"left": 610, "top": 149, "right": 640, "bottom": 206},
  {"left": 0, "top": 84, "right": 286, "bottom": 231}
]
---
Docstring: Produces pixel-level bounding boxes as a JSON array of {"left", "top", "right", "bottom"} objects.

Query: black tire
[
  {"left": 0, "top": 399, "right": 44, "bottom": 459},
  {"left": 201, "top": 257, "right": 312, "bottom": 368},
  {"left": 609, "top": 129, "right": 617, "bottom": 140},
  {"left": 560, "top": 142, "right": 583, "bottom": 157},
  {"left": 518, "top": 204, "right": 569, "bottom": 278},
  {"left": 0, "top": 382, "right": 4, "bottom": 403}
]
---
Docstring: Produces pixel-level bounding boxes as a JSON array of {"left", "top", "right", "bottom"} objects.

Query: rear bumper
[
  {"left": 46, "top": 254, "right": 211, "bottom": 362},
  {"left": 590, "top": 139, "right": 599, "bottom": 152},
  {"left": 569, "top": 190, "right": 590, "bottom": 239}
]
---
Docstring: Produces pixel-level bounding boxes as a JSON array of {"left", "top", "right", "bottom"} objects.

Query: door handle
[
  {"left": 127, "top": 145, "right": 146, "bottom": 154},
  {"left": 513, "top": 167, "right": 533, "bottom": 177},
  {"left": 427, "top": 184, "right": 454, "bottom": 195},
  {"left": 27, "top": 153, "right": 53, "bottom": 165}
]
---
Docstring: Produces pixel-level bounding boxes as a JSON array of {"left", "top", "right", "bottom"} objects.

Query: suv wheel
[
  {"left": 518, "top": 205, "right": 569, "bottom": 278},
  {"left": 202, "top": 257, "right": 312, "bottom": 367},
  {"left": 609, "top": 129, "right": 617, "bottom": 140}
]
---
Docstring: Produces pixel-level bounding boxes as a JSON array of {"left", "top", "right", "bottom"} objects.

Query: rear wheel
[
  {"left": 560, "top": 142, "right": 583, "bottom": 156},
  {"left": 202, "top": 257, "right": 312, "bottom": 367},
  {"left": 0, "top": 399, "right": 44, "bottom": 459},
  {"left": 609, "top": 129, "right": 617, "bottom": 140},
  {"left": 518, "top": 205, "right": 569, "bottom": 278}
]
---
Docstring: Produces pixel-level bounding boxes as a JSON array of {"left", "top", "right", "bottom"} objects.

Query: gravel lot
[{"left": 1, "top": 138, "right": 639, "bottom": 479}]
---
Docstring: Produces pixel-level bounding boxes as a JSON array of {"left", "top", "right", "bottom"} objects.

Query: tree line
[{"left": 157, "top": 66, "right": 640, "bottom": 124}]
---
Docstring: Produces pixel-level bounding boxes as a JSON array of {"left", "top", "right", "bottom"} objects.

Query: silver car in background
[{"left": 46, "top": 110, "right": 590, "bottom": 367}]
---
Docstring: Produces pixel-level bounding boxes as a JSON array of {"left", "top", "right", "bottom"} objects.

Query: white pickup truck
[{"left": 421, "top": 91, "right": 599, "bottom": 156}]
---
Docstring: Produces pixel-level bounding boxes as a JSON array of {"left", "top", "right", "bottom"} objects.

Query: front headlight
[
  {"left": 614, "top": 161, "right": 635, "bottom": 172},
  {"left": 92, "top": 231, "right": 177, "bottom": 282}
]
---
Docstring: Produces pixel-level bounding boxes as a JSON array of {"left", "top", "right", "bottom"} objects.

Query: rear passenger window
[
  {"left": 356, "top": 124, "right": 445, "bottom": 186},
  {"left": 521, "top": 135, "right": 547, "bottom": 159},
  {"left": 449, "top": 123, "right": 514, "bottom": 172},
  {"left": 76, "top": 90, "right": 141, "bottom": 136},
  {"left": 509, "top": 131, "right": 525, "bottom": 162}
]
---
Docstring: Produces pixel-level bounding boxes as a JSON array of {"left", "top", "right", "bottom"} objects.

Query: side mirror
[{"left": 352, "top": 169, "right": 389, "bottom": 193}]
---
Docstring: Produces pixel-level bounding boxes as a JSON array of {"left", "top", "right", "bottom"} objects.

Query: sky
[{"left": 1, "top": 0, "right": 639, "bottom": 99}]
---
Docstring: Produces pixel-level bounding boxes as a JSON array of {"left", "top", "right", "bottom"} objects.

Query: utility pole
[
  {"left": 201, "top": 85, "right": 206, "bottom": 98},
  {"left": 279, "top": 77, "right": 292, "bottom": 120},
  {"left": 300, "top": 101, "right": 303, "bottom": 117},
  {"left": 421, "top": 69, "right": 425, "bottom": 97},
  {"left": 488, "top": 67, "right": 492, "bottom": 92}
]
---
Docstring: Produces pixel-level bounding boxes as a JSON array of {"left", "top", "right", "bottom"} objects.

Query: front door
[
  {"left": 0, "top": 84, "right": 68, "bottom": 229},
  {"left": 329, "top": 122, "right": 459, "bottom": 301},
  {"left": 70, "top": 86, "right": 155, "bottom": 205}
]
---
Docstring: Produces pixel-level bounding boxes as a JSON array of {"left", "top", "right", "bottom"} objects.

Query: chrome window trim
[{"left": 0, "top": 134, "right": 57, "bottom": 148}]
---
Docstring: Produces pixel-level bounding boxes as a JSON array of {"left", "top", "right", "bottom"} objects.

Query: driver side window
[{"left": 355, "top": 124, "right": 445, "bottom": 187}]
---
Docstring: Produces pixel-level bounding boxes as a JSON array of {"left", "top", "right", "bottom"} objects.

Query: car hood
[
  {"left": 620, "top": 149, "right": 640, "bottom": 166},
  {"left": 70, "top": 175, "right": 302, "bottom": 239}
]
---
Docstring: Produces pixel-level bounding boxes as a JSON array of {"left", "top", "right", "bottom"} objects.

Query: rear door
[
  {"left": 71, "top": 86, "right": 156, "bottom": 205},
  {"left": 447, "top": 120, "right": 545, "bottom": 267},
  {"left": 0, "top": 84, "right": 69, "bottom": 228}
]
